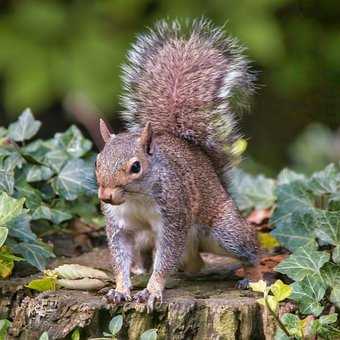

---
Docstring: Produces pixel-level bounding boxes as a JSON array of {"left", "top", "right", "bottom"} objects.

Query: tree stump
[{"left": 0, "top": 248, "right": 275, "bottom": 339}]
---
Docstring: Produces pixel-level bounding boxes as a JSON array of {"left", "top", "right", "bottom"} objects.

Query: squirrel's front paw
[
  {"left": 133, "top": 288, "right": 162, "bottom": 312},
  {"left": 105, "top": 288, "right": 131, "bottom": 304}
]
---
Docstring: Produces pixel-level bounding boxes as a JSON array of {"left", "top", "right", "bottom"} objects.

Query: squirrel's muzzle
[{"left": 98, "top": 186, "right": 125, "bottom": 205}]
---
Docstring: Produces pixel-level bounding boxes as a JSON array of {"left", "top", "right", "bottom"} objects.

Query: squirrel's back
[{"left": 120, "top": 18, "right": 255, "bottom": 187}]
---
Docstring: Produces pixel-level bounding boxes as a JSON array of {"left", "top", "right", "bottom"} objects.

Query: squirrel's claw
[
  {"left": 236, "top": 278, "right": 250, "bottom": 290},
  {"left": 105, "top": 289, "right": 131, "bottom": 304},
  {"left": 133, "top": 288, "right": 162, "bottom": 313}
]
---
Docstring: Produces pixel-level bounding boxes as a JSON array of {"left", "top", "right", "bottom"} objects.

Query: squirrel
[{"left": 95, "top": 18, "right": 259, "bottom": 310}]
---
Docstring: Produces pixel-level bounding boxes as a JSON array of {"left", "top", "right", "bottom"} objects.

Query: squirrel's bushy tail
[{"left": 120, "top": 18, "right": 255, "bottom": 187}]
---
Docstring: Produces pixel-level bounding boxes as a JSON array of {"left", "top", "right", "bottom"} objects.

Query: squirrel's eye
[{"left": 130, "top": 161, "right": 141, "bottom": 174}]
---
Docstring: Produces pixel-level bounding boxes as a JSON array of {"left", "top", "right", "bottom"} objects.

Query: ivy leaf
[
  {"left": 249, "top": 279, "right": 267, "bottom": 293},
  {"left": 257, "top": 295, "right": 278, "bottom": 312},
  {"left": 320, "top": 262, "right": 340, "bottom": 287},
  {"left": 53, "top": 125, "right": 92, "bottom": 158},
  {"left": 8, "top": 108, "right": 41, "bottom": 142},
  {"left": 0, "top": 319, "right": 11, "bottom": 340},
  {"left": 320, "top": 313, "right": 338, "bottom": 325},
  {"left": 0, "top": 166, "right": 15, "bottom": 194},
  {"left": 270, "top": 181, "right": 314, "bottom": 230},
  {"left": 0, "top": 227, "right": 8, "bottom": 247},
  {"left": 39, "top": 331, "right": 49, "bottom": 340},
  {"left": 0, "top": 246, "right": 22, "bottom": 278},
  {"left": 279, "top": 313, "right": 302, "bottom": 338},
  {"left": 0, "top": 192, "right": 25, "bottom": 226},
  {"left": 307, "top": 163, "right": 339, "bottom": 195},
  {"left": 11, "top": 241, "right": 55, "bottom": 271},
  {"left": 333, "top": 245, "right": 340, "bottom": 264},
  {"left": 329, "top": 285, "right": 340, "bottom": 309},
  {"left": 290, "top": 274, "right": 326, "bottom": 316},
  {"left": 51, "top": 159, "right": 97, "bottom": 200},
  {"left": 71, "top": 328, "right": 80, "bottom": 340},
  {"left": 44, "top": 149, "right": 69, "bottom": 173},
  {"left": 14, "top": 181, "right": 42, "bottom": 210},
  {"left": 277, "top": 168, "right": 306, "bottom": 186},
  {"left": 32, "top": 206, "right": 72, "bottom": 225},
  {"left": 275, "top": 242, "right": 330, "bottom": 281},
  {"left": 315, "top": 210, "right": 340, "bottom": 247},
  {"left": 26, "top": 164, "right": 54, "bottom": 182},
  {"left": 140, "top": 329, "right": 158, "bottom": 340},
  {"left": 108, "top": 314, "right": 123, "bottom": 336},
  {"left": 21, "top": 139, "right": 50, "bottom": 164},
  {"left": 7, "top": 213, "right": 36, "bottom": 242},
  {"left": 26, "top": 276, "right": 57, "bottom": 292},
  {"left": 270, "top": 280, "right": 292, "bottom": 302},
  {"left": 271, "top": 210, "right": 317, "bottom": 252},
  {"left": 311, "top": 313, "right": 340, "bottom": 338},
  {"left": 229, "top": 168, "right": 276, "bottom": 212}
]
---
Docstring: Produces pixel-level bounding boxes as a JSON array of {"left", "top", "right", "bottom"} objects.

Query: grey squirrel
[{"left": 95, "top": 18, "right": 259, "bottom": 310}]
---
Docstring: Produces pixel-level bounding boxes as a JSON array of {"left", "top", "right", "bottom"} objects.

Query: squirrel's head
[{"left": 95, "top": 119, "right": 154, "bottom": 205}]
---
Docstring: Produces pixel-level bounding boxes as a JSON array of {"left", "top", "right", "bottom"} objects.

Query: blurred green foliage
[{"left": 0, "top": 0, "right": 339, "bottom": 171}]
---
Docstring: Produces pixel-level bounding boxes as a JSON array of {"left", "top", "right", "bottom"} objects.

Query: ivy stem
[{"left": 264, "top": 297, "right": 291, "bottom": 337}]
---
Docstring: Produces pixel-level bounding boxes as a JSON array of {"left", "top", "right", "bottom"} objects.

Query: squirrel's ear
[
  {"left": 140, "top": 122, "right": 153, "bottom": 155},
  {"left": 99, "top": 119, "right": 113, "bottom": 143}
]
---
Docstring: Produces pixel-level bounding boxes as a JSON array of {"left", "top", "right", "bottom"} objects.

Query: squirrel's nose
[{"left": 98, "top": 186, "right": 125, "bottom": 205}]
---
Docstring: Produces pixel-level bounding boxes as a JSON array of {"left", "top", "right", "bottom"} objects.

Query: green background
[{"left": 0, "top": 0, "right": 339, "bottom": 173}]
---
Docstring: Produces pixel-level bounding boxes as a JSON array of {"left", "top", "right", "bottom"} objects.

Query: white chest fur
[{"left": 103, "top": 194, "right": 162, "bottom": 233}]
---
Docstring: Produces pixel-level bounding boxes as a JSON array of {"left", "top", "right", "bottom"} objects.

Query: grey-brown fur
[
  {"left": 121, "top": 18, "right": 255, "bottom": 187},
  {"left": 96, "top": 19, "right": 258, "bottom": 311}
]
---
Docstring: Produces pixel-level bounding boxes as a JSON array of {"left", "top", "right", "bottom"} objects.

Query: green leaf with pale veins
[
  {"left": 21, "top": 139, "right": 50, "bottom": 164},
  {"left": 307, "top": 163, "right": 339, "bottom": 195},
  {"left": 320, "top": 262, "right": 340, "bottom": 286},
  {"left": 0, "top": 192, "right": 25, "bottom": 226},
  {"left": 271, "top": 209, "right": 317, "bottom": 251},
  {"left": 7, "top": 213, "right": 36, "bottom": 242},
  {"left": 315, "top": 210, "right": 340, "bottom": 247},
  {"left": 330, "top": 285, "right": 340, "bottom": 309},
  {"left": 290, "top": 274, "right": 326, "bottom": 316},
  {"left": 108, "top": 314, "right": 123, "bottom": 335},
  {"left": 52, "top": 125, "right": 92, "bottom": 158},
  {"left": 277, "top": 168, "right": 306, "bottom": 186},
  {"left": 140, "top": 329, "right": 158, "bottom": 340},
  {"left": 0, "top": 166, "right": 14, "bottom": 194},
  {"left": 8, "top": 108, "right": 41, "bottom": 142},
  {"left": 0, "top": 227, "right": 8, "bottom": 247},
  {"left": 333, "top": 245, "right": 340, "bottom": 264},
  {"left": 229, "top": 168, "right": 276, "bottom": 211},
  {"left": 26, "top": 165, "right": 54, "bottom": 182},
  {"left": 43, "top": 149, "right": 69, "bottom": 173},
  {"left": 51, "top": 159, "right": 97, "bottom": 200},
  {"left": 275, "top": 242, "right": 330, "bottom": 281},
  {"left": 11, "top": 241, "right": 55, "bottom": 271},
  {"left": 279, "top": 313, "right": 302, "bottom": 337},
  {"left": 14, "top": 181, "right": 42, "bottom": 210},
  {"left": 270, "top": 180, "right": 315, "bottom": 230},
  {"left": 32, "top": 206, "right": 72, "bottom": 224},
  {"left": 38, "top": 331, "right": 49, "bottom": 340}
]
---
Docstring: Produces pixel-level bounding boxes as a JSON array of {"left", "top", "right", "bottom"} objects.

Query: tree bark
[{"left": 0, "top": 248, "right": 275, "bottom": 340}]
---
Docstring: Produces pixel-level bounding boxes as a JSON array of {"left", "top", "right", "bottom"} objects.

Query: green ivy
[{"left": 0, "top": 109, "right": 99, "bottom": 274}]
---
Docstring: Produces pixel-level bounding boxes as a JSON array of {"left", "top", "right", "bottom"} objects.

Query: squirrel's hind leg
[
  {"left": 205, "top": 199, "right": 260, "bottom": 287},
  {"left": 209, "top": 200, "right": 259, "bottom": 266}
]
